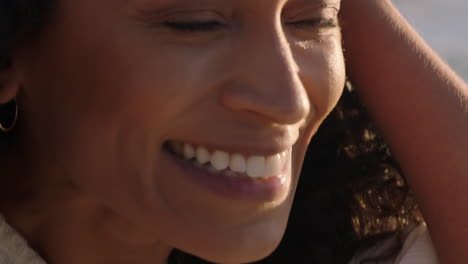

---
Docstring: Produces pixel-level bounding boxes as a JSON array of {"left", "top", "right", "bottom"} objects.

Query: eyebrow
[
  {"left": 285, "top": 0, "right": 341, "bottom": 12},
  {"left": 131, "top": 0, "right": 231, "bottom": 22}
]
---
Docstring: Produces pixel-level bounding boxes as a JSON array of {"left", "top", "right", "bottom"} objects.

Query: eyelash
[
  {"left": 162, "top": 18, "right": 338, "bottom": 33},
  {"left": 288, "top": 18, "right": 338, "bottom": 29},
  {"left": 162, "top": 21, "right": 225, "bottom": 32}
]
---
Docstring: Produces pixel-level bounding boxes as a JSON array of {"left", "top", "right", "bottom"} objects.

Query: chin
[
  {"left": 192, "top": 239, "right": 282, "bottom": 264},
  {"left": 176, "top": 218, "right": 288, "bottom": 264}
]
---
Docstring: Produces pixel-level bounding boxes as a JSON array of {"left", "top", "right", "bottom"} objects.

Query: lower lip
[{"left": 163, "top": 149, "right": 291, "bottom": 203}]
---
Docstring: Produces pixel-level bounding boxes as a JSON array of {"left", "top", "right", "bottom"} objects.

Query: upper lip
[{"left": 165, "top": 129, "right": 300, "bottom": 157}]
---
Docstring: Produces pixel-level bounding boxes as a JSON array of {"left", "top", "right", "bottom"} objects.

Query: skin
[
  {"left": 341, "top": 0, "right": 468, "bottom": 262},
  {"left": 0, "top": 0, "right": 345, "bottom": 263}
]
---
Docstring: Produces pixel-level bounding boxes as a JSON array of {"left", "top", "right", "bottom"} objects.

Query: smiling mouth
[{"left": 164, "top": 141, "right": 289, "bottom": 180}]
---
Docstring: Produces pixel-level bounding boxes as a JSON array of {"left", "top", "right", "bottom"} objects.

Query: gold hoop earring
[{"left": 0, "top": 98, "right": 18, "bottom": 133}]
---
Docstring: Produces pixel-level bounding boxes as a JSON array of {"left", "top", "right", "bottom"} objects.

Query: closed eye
[
  {"left": 162, "top": 21, "right": 226, "bottom": 32},
  {"left": 287, "top": 17, "right": 339, "bottom": 29}
]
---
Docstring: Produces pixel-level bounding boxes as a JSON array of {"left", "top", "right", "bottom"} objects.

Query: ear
[{"left": 0, "top": 56, "right": 21, "bottom": 104}]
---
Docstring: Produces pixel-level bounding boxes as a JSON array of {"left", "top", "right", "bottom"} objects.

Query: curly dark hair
[{"left": 1, "top": 1, "right": 422, "bottom": 263}]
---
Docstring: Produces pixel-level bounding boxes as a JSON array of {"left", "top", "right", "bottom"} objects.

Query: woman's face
[{"left": 16, "top": 0, "right": 344, "bottom": 262}]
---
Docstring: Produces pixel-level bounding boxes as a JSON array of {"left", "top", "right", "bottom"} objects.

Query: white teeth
[
  {"left": 246, "top": 156, "right": 265, "bottom": 178},
  {"left": 168, "top": 141, "right": 287, "bottom": 179},
  {"left": 211, "top": 151, "right": 230, "bottom": 171},
  {"left": 265, "top": 153, "right": 282, "bottom": 177},
  {"left": 196, "top": 147, "right": 211, "bottom": 164},
  {"left": 183, "top": 144, "right": 195, "bottom": 159},
  {"left": 230, "top": 153, "right": 247, "bottom": 173}
]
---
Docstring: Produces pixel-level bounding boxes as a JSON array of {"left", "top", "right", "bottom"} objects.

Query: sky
[{"left": 393, "top": 0, "right": 468, "bottom": 80}]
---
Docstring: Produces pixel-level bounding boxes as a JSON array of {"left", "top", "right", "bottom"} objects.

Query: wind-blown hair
[{"left": 0, "top": 2, "right": 422, "bottom": 263}]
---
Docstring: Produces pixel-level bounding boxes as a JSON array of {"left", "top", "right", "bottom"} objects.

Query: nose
[{"left": 221, "top": 23, "right": 311, "bottom": 125}]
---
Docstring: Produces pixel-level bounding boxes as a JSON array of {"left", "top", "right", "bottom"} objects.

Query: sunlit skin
[{"left": 0, "top": 0, "right": 345, "bottom": 263}]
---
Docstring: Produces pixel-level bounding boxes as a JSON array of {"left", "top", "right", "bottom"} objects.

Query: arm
[{"left": 340, "top": 0, "right": 468, "bottom": 263}]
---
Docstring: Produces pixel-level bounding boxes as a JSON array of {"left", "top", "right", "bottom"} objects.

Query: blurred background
[{"left": 394, "top": 0, "right": 468, "bottom": 80}]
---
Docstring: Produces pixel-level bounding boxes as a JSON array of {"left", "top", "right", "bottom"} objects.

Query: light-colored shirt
[
  {"left": 0, "top": 214, "right": 46, "bottom": 264},
  {"left": 350, "top": 224, "right": 439, "bottom": 264},
  {"left": 397, "top": 224, "right": 439, "bottom": 264}
]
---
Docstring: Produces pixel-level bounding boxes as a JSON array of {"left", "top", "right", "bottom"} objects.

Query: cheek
[
  {"left": 325, "top": 47, "right": 346, "bottom": 111},
  {"left": 296, "top": 40, "right": 346, "bottom": 123},
  {"left": 20, "top": 12, "right": 236, "bottom": 222},
  {"left": 288, "top": 37, "right": 345, "bottom": 162},
  {"left": 18, "top": 13, "right": 176, "bottom": 219}
]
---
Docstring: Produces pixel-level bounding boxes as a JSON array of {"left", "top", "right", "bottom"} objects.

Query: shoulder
[
  {"left": 0, "top": 214, "right": 46, "bottom": 264},
  {"left": 349, "top": 224, "right": 439, "bottom": 264},
  {"left": 396, "top": 224, "right": 439, "bottom": 264}
]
